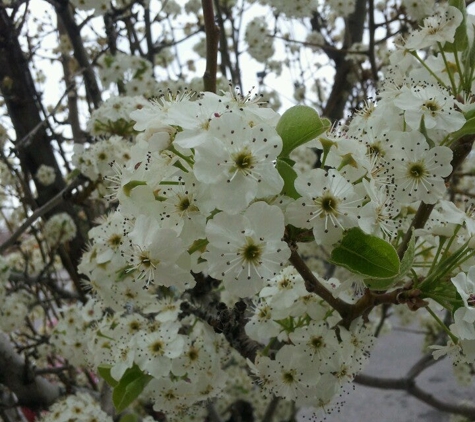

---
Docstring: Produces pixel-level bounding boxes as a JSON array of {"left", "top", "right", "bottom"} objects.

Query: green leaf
[
  {"left": 330, "top": 228, "right": 400, "bottom": 280},
  {"left": 451, "top": 116, "right": 475, "bottom": 141},
  {"left": 112, "top": 364, "right": 153, "bottom": 412},
  {"left": 398, "top": 230, "right": 415, "bottom": 279},
  {"left": 276, "top": 158, "right": 300, "bottom": 199},
  {"left": 98, "top": 365, "right": 119, "bottom": 388},
  {"left": 119, "top": 414, "right": 140, "bottom": 422},
  {"left": 364, "top": 230, "right": 415, "bottom": 290},
  {"left": 188, "top": 238, "right": 209, "bottom": 254},
  {"left": 276, "top": 105, "right": 330, "bottom": 158}
]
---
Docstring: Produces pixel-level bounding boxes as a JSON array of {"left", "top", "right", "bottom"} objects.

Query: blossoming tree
[{"left": 1, "top": 0, "right": 475, "bottom": 421}]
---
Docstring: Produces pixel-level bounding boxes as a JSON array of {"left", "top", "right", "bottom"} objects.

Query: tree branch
[
  {"left": 355, "top": 373, "right": 475, "bottom": 419},
  {"left": 288, "top": 245, "right": 353, "bottom": 319},
  {"left": 202, "top": 0, "right": 220, "bottom": 93},
  {"left": 53, "top": 1, "right": 102, "bottom": 108},
  {"left": 323, "top": 0, "right": 367, "bottom": 121},
  {"left": 0, "top": 332, "right": 62, "bottom": 410},
  {"left": 0, "top": 176, "right": 87, "bottom": 255}
]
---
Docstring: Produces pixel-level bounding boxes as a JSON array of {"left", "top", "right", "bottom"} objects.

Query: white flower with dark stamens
[
  {"left": 193, "top": 112, "right": 283, "bottom": 214},
  {"left": 123, "top": 215, "right": 195, "bottom": 292},
  {"left": 135, "top": 321, "right": 185, "bottom": 378},
  {"left": 393, "top": 84, "right": 465, "bottom": 132},
  {"left": 204, "top": 202, "right": 290, "bottom": 298},
  {"left": 286, "top": 168, "right": 361, "bottom": 246},
  {"left": 252, "top": 344, "right": 319, "bottom": 402},
  {"left": 384, "top": 131, "right": 452, "bottom": 204},
  {"left": 358, "top": 179, "right": 401, "bottom": 238},
  {"left": 404, "top": 5, "right": 463, "bottom": 50}
]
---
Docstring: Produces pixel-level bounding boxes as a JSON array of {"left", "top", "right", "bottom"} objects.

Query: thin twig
[
  {"left": 0, "top": 177, "right": 87, "bottom": 254},
  {"left": 367, "top": 0, "right": 379, "bottom": 81},
  {"left": 202, "top": 0, "right": 219, "bottom": 92},
  {"left": 288, "top": 245, "right": 353, "bottom": 319}
]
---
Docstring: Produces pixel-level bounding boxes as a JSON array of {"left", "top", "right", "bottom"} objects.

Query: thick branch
[
  {"left": 53, "top": 2, "right": 102, "bottom": 108},
  {"left": 323, "top": 0, "right": 367, "bottom": 121},
  {"left": 355, "top": 374, "right": 475, "bottom": 419},
  {"left": 0, "top": 332, "right": 61, "bottom": 409}
]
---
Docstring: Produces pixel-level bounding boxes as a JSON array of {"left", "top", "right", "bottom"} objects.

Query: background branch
[
  {"left": 202, "top": 0, "right": 219, "bottom": 93},
  {"left": 0, "top": 332, "right": 61, "bottom": 410}
]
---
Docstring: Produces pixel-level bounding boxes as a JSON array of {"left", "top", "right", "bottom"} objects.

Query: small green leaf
[
  {"left": 276, "top": 158, "right": 300, "bottom": 199},
  {"left": 98, "top": 365, "right": 119, "bottom": 388},
  {"left": 276, "top": 105, "right": 330, "bottom": 158},
  {"left": 112, "top": 364, "right": 153, "bottom": 412},
  {"left": 188, "top": 238, "right": 209, "bottom": 254},
  {"left": 451, "top": 116, "right": 475, "bottom": 141},
  {"left": 364, "top": 230, "right": 415, "bottom": 290},
  {"left": 119, "top": 414, "right": 140, "bottom": 422},
  {"left": 398, "top": 229, "right": 416, "bottom": 280},
  {"left": 330, "top": 228, "right": 400, "bottom": 279}
]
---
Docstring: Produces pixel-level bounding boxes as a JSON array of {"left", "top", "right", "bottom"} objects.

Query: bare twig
[
  {"left": 288, "top": 244, "right": 353, "bottom": 319},
  {"left": 0, "top": 177, "right": 87, "bottom": 254},
  {"left": 367, "top": 0, "right": 379, "bottom": 81},
  {"left": 202, "top": 0, "right": 220, "bottom": 92}
]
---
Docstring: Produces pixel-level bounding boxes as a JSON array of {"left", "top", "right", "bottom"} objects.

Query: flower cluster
[
  {"left": 247, "top": 268, "right": 374, "bottom": 409},
  {"left": 48, "top": 1, "right": 475, "bottom": 419},
  {"left": 38, "top": 392, "right": 113, "bottom": 422}
]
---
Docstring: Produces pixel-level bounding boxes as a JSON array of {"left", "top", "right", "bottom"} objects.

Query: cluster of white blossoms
[
  {"left": 97, "top": 53, "right": 161, "bottom": 97},
  {"left": 38, "top": 392, "right": 113, "bottom": 422},
  {"left": 43, "top": 213, "right": 77, "bottom": 246},
  {"left": 247, "top": 267, "right": 374, "bottom": 408},
  {"left": 43, "top": 1, "right": 475, "bottom": 420},
  {"left": 245, "top": 17, "right": 275, "bottom": 63},
  {"left": 35, "top": 164, "right": 56, "bottom": 186}
]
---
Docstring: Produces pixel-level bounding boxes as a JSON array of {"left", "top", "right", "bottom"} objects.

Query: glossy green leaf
[
  {"left": 364, "top": 230, "right": 415, "bottom": 290},
  {"left": 276, "top": 105, "right": 330, "bottom": 158},
  {"left": 112, "top": 364, "right": 153, "bottom": 412},
  {"left": 330, "top": 228, "right": 400, "bottom": 279},
  {"left": 276, "top": 158, "right": 300, "bottom": 199},
  {"left": 98, "top": 365, "right": 118, "bottom": 388}
]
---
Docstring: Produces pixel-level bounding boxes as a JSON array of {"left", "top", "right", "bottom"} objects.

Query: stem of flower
[{"left": 425, "top": 305, "right": 458, "bottom": 344}]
